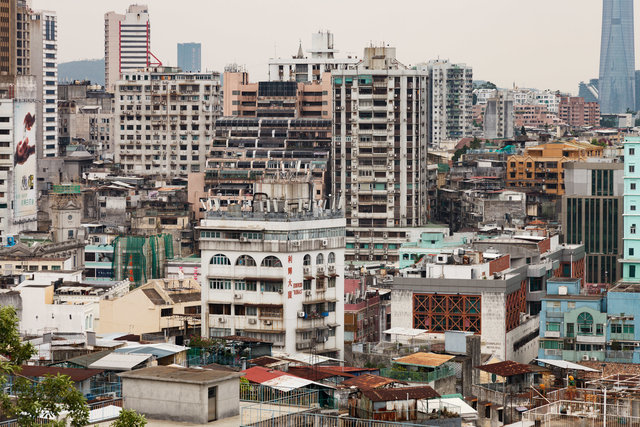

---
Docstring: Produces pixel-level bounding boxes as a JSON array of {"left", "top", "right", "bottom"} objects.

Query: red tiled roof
[
  {"left": 362, "top": 385, "right": 439, "bottom": 402},
  {"left": 475, "top": 361, "right": 534, "bottom": 377},
  {"left": 242, "top": 366, "right": 286, "bottom": 383},
  {"left": 19, "top": 365, "right": 103, "bottom": 382}
]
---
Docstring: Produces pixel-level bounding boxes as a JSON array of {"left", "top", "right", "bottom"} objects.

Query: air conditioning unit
[
  {"left": 248, "top": 318, "right": 257, "bottom": 325},
  {"left": 239, "top": 236, "right": 249, "bottom": 242},
  {"left": 305, "top": 290, "right": 312, "bottom": 296},
  {"left": 218, "top": 317, "right": 226, "bottom": 323},
  {"left": 635, "top": 342, "right": 640, "bottom": 347},
  {"left": 292, "top": 241, "right": 301, "bottom": 246},
  {"left": 328, "top": 265, "right": 336, "bottom": 274},
  {"left": 277, "top": 289, "right": 283, "bottom": 294},
  {"left": 298, "top": 311, "right": 306, "bottom": 318},
  {"left": 317, "top": 266, "right": 325, "bottom": 275},
  {"left": 264, "top": 320, "right": 272, "bottom": 326},
  {"left": 304, "top": 267, "right": 312, "bottom": 276},
  {"left": 582, "top": 354, "right": 589, "bottom": 361},
  {"left": 591, "top": 357, "right": 598, "bottom": 361},
  {"left": 321, "top": 239, "right": 328, "bottom": 247},
  {"left": 234, "top": 294, "right": 242, "bottom": 299}
]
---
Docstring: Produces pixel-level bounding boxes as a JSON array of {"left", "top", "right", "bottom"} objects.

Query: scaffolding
[{"left": 111, "top": 233, "right": 174, "bottom": 287}]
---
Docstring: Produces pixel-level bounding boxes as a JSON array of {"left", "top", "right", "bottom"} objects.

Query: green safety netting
[{"left": 111, "top": 233, "right": 174, "bottom": 287}]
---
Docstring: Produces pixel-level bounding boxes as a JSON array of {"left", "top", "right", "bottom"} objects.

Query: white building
[
  {"left": 484, "top": 90, "right": 514, "bottom": 139},
  {"left": 30, "top": 10, "right": 58, "bottom": 157},
  {"left": 535, "top": 90, "right": 560, "bottom": 114},
  {"left": 104, "top": 4, "right": 151, "bottom": 92},
  {"left": 268, "top": 30, "right": 359, "bottom": 83},
  {"left": 510, "top": 88, "right": 538, "bottom": 106},
  {"left": 199, "top": 200, "right": 345, "bottom": 359},
  {"left": 426, "top": 60, "right": 473, "bottom": 145},
  {"left": 332, "top": 46, "right": 433, "bottom": 264},
  {"left": 473, "top": 89, "right": 497, "bottom": 105},
  {"left": 113, "top": 66, "right": 221, "bottom": 176}
]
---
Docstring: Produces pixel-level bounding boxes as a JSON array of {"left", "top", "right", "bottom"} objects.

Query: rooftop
[
  {"left": 362, "top": 386, "right": 440, "bottom": 402},
  {"left": 18, "top": 365, "right": 104, "bottom": 382},
  {"left": 393, "top": 352, "right": 455, "bottom": 368},
  {"left": 340, "top": 374, "right": 401, "bottom": 390},
  {"left": 119, "top": 365, "right": 241, "bottom": 384},
  {"left": 475, "top": 361, "right": 535, "bottom": 377}
]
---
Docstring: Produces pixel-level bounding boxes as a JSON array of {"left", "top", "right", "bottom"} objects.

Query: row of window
[
  {"left": 200, "top": 228, "right": 344, "bottom": 241},
  {"left": 209, "top": 279, "right": 282, "bottom": 293},
  {"left": 209, "top": 253, "right": 337, "bottom": 267}
]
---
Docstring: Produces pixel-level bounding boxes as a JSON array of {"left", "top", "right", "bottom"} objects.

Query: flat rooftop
[{"left": 118, "top": 365, "right": 242, "bottom": 384}]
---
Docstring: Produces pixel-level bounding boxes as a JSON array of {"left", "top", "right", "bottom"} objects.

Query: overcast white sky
[{"left": 33, "top": 0, "right": 611, "bottom": 93}]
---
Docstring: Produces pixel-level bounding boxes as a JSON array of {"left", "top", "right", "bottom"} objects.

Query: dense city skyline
[{"left": 33, "top": 0, "right": 610, "bottom": 94}]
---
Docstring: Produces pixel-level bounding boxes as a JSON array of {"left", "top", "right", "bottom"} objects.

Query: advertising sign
[{"left": 14, "top": 102, "right": 37, "bottom": 220}]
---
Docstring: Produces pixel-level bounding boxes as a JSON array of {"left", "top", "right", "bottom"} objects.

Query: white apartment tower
[
  {"left": 199, "top": 194, "right": 345, "bottom": 359},
  {"left": 427, "top": 60, "right": 473, "bottom": 145},
  {"left": 30, "top": 10, "right": 57, "bottom": 157},
  {"left": 332, "top": 46, "right": 433, "bottom": 264},
  {"left": 105, "top": 4, "right": 150, "bottom": 92},
  {"left": 269, "top": 31, "right": 359, "bottom": 83},
  {"left": 113, "top": 66, "right": 221, "bottom": 176}
]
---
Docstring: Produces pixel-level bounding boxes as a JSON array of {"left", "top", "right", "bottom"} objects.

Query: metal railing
[
  {"left": 523, "top": 400, "right": 640, "bottom": 426},
  {"left": 241, "top": 411, "right": 444, "bottom": 427},
  {"left": 240, "top": 389, "right": 321, "bottom": 426},
  {"left": 240, "top": 384, "right": 322, "bottom": 407}
]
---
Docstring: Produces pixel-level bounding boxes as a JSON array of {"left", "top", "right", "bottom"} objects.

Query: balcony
[
  {"left": 606, "top": 350, "right": 634, "bottom": 363},
  {"left": 379, "top": 365, "right": 455, "bottom": 383},
  {"left": 576, "top": 334, "right": 605, "bottom": 344},
  {"left": 544, "top": 331, "right": 560, "bottom": 338}
]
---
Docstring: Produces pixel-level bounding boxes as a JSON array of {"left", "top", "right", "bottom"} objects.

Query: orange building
[
  {"left": 222, "top": 67, "right": 332, "bottom": 118},
  {"left": 506, "top": 142, "right": 604, "bottom": 195}
]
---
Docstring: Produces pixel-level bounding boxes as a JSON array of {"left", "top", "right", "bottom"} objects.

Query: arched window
[
  {"left": 236, "top": 255, "right": 256, "bottom": 266},
  {"left": 210, "top": 254, "right": 231, "bottom": 265},
  {"left": 261, "top": 256, "right": 282, "bottom": 268},
  {"left": 316, "top": 253, "right": 324, "bottom": 265},
  {"left": 303, "top": 254, "right": 311, "bottom": 266},
  {"left": 577, "top": 312, "right": 593, "bottom": 334},
  {"left": 328, "top": 252, "right": 336, "bottom": 264}
]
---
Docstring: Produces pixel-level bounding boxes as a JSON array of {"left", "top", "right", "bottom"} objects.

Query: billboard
[{"left": 13, "top": 102, "right": 37, "bottom": 220}]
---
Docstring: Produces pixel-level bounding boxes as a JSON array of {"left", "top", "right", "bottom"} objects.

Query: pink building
[
  {"left": 514, "top": 104, "right": 558, "bottom": 128},
  {"left": 558, "top": 96, "right": 600, "bottom": 127}
]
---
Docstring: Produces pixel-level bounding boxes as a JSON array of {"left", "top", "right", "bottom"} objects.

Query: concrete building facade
[
  {"left": 557, "top": 96, "right": 600, "bottom": 128},
  {"left": 332, "top": 46, "right": 432, "bottom": 264},
  {"left": 427, "top": 60, "right": 473, "bottom": 145},
  {"left": 483, "top": 90, "right": 514, "bottom": 139},
  {"left": 104, "top": 4, "right": 151, "bottom": 92},
  {"left": 113, "top": 66, "right": 221, "bottom": 176},
  {"left": 199, "top": 201, "right": 345, "bottom": 359}
]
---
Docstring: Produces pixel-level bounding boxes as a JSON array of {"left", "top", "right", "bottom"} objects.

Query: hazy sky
[{"left": 33, "top": 0, "right": 612, "bottom": 93}]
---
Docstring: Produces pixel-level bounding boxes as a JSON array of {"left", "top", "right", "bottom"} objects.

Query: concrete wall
[
  {"left": 122, "top": 377, "right": 239, "bottom": 424},
  {"left": 506, "top": 315, "right": 539, "bottom": 363},
  {"left": 480, "top": 292, "right": 506, "bottom": 358}
]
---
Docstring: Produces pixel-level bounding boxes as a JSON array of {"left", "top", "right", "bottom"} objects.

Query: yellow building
[
  {"left": 98, "top": 278, "right": 201, "bottom": 337},
  {"left": 506, "top": 142, "right": 603, "bottom": 195}
]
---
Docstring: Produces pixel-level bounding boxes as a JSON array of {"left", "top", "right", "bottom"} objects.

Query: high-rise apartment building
[
  {"left": 562, "top": 161, "right": 623, "bottom": 284},
  {"left": 0, "top": 0, "right": 15, "bottom": 77},
  {"left": 427, "top": 60, "right": 473, "bottom": 145},
  {"left": 177, "top": 42, "right": 201, "bottom": 73},
  {"left": 113, "top": 66, "right": 221, "bottom": 176},
  {"left": 222, "top": 68, "right": 332, "bottom": 118},
  {"left": 104, "top": 5, "right": 151, "bottom": 92},
  {"left": 557, "top": 96, "right": 600, "bottom": 128},
  {"left": 199, "top": 190, "right": 345, "bottom": 358},
  {"left": 483, "top": 90, "right": 514, "bottom": 139},
  {"left": 30, "top": 9, "right": 57, "bottom": 157},
  {"left": 599, "top": 0, "right": 635, "bottom": 114},
  {"left": 332, "top": 46, "right": 433, "bottom": 264},
  {"left": 269, "top": 31, "right": 359, "bottom": 83}
]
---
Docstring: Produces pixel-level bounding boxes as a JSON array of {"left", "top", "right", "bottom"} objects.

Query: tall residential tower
[{"left": 598, "top": 0, "right": 635, "bottom": 114}]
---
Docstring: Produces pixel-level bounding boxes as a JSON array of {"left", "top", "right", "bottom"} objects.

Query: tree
[
  {"left": 111, "top": 409, "right": 147, "bottom": 427},
  {"left": 0, "top": 306, "right": 89, "bottom": 427}
]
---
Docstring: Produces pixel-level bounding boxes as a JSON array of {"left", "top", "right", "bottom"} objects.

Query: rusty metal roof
[
  {"left": 475, "top": 361, "right": 534, "bottom": 377},
  {"left": 362, "top": 385, "right": 440, "bottom": 402},
  {"left": 340, "top": 374, "right": 401, "bottom": 390},
  {"left": 393, "top": 352, "right": 455, "bottom": 368},
  {"left": 19, "top": 365, "right": 104, "bottom": 382}
]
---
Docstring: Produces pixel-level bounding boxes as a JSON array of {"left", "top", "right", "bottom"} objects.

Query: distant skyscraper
[
  {"left": 104, "top": 5, "right": 151, "bottom": 91},
  {"left": 599, "top": 0, "right": 635, "bottom": 114},
  {"left": 177, "top": 43, "right": 201, "bottom": 72}
]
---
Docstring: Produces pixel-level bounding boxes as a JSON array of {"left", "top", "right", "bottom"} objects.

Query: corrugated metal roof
[
  {"left": 535, "top": 359, "right": 600, "bottom": 372},
  {"left": 363, "top": 386, "right": 440, "bottom": 402},
  {"left": 340, "top": 374, "right": 400, "bottom": 390},
  {"left": 394, "top": 352, "right": 455, "bottom": 368},
  {"left": 242, "top": 366, "right": 332, "bottom": 391},
  {"left": 89, "top": 353, "right": 153, "bottom": 370},
  {"left": 475, "top": 361, "right": 534, "bottom": 377},
  {"left": 19, "top": 365, "right": 103, "bottom": 382}
]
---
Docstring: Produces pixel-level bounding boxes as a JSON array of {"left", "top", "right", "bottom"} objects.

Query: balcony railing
[{"left": 379, "top": 365, "right": 455, "bottom": 383}]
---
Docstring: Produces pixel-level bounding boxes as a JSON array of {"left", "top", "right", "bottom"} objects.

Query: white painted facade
[
  {"left": 113, "top": 67, "right": 221, "bottom": 176},
  {"left": 199, "top": 213, "right": 345, "bottom": 358}
]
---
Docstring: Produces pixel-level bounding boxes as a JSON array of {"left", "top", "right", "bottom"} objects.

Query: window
[
  {"left": 261, "top": 256, "right": 282, "bottom": 267},
  {"left": 303, "top": 254, "right": 311, "bottom": 266},
  {"left": 260, "top": 306, "right": 283, "bottom": 318},
  {"left": 631, "top": 148, "right": 636, "bottom": 156},
  {"left": 612, "top": 323, "right": 623, "bottom": 334},
  {"left": 631, "top": 265, "right": 637, "bottom": 278},
  {"left": 633, "top": 205, "right": 637, "bottom": 211},
  {"left": 577, "top": 312, "right": 593, "bottom": 334},
  {"left": 529, "top": 277, "right": 543, "bottom": 292},
  {"left": 210, "top": 254, "right": 231, "bottom": 265},
  {"left": 566, "top": 322, "right": 574, "bottom": 337},
  {"left": 316, "top": 253, "right": 324, "bottom": 265},
  {"left": 209, "top": 279, "right": 231, "bottom": 290},
  {"left": 631, "top": 165, "right": 636, "bottom": 173},
  {"left": 546, "top": 322, "right": 560, "bottom": 332},
  {"left": 236, "top": 255, "right": 256, "bottom": 266},
  {"left": 596, "top": 324, "right": 604, "bottom": 336},
  {"left": 328, "top": 277, "right": 336, "bottom": 288},
  {"left": 633, "top": 183, "right": 637, "bottom": 190},
  {"left": 328, "top": 302, "right": 336, "bottom": 312},
  {"left": 633, "top": 225, "right": 638, "bottom": 235},
  {"left": 328, "top": 252, "right": 336, "bottom": 264},
  {"left": 631, "top": 248, "right": 635, "bottom": 257},
  {"left": 246, "top": 306, "right": 257, "bottom": 316},
  {"left": 161, "top": 308, "right": 173, "bottom": 317},
  {"left": 235, "top": 305, "right": 245, "bottom": 316},
  {"left": 303, "top": 279, "right": 311, "bottom": 290},
  {"left": 209, "top": 304, "right": 231, "bottom": 315},
  {"left": 261, "top": 281, "right": 283, "bottom": 292}
]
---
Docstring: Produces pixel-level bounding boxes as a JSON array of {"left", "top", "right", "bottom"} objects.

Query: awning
[{"left": 535, "top": 358, "right": 600, "bottom": 372}]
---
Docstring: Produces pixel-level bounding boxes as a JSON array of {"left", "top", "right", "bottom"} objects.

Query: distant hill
[{"left": 58, "top": 59, "right": 104, "bottom": 86}]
